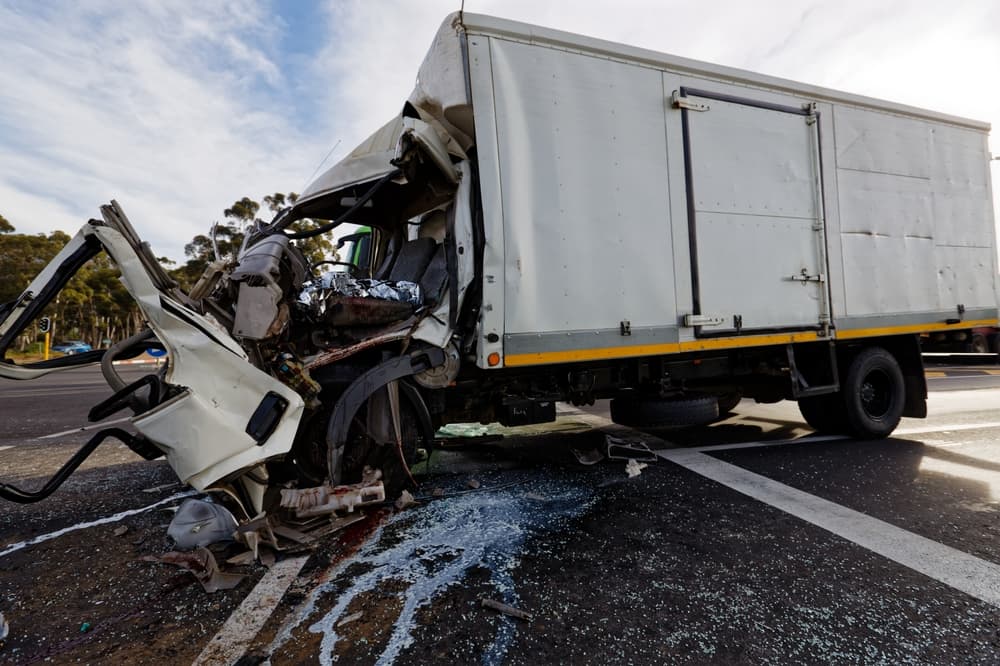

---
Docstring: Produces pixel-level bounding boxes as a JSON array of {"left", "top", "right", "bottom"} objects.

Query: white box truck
[{"left": 1, "top": 13, "right": 996, "bottom": 518}]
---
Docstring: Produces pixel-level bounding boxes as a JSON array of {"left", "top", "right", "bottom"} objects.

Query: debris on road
[
  {"left": 605, "top": 434, "right": 657, "bottom": 462},
  {"left": 337, "top": 611, "right": 364, "bottom": 627},
  {"left": 431, "top": 487, "right": 445, "bottom": 497},
  {"left": 0, "top": 610, "right": 8, "bottom": 641},
  {"left": 570, "top": 446, "right": 605, "bottom": 465},
  {"left": 167, "top": 499, "right": 238, "bottom": 550},
  {"left": 394, "top": 490, "right": 418, "bottom": 510},
  {"left": 112, "top": 525, "right": 129, "bottom": 537},
  {"left": 466, "top": 478, "right": 482, "bottom": 489},
  {"left": 625, "top": 459, "right": 648, "bottom": 478},
  {"left": 141, "top": 483, "right": 180, "bottom": 494},
  {"left": 79, "top": 622, "right": 91, "bottom": 633},
  {"left": 279, "top": 468, "right": 385, "bottom": 518},
  {"left": 481, "top": 598, "right": 534, "bottom": 622},
  {"left": 142, "top": 547, "right": 245, "bottom": 593}
]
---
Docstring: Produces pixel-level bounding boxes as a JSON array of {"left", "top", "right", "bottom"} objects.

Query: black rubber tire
[
  {"left": 716, "top": 391, "right": 743, "bottom": 416},
  {"left": 970, "top": 334, "right": 989, "bottom": 354},
  {"left": 610, "top": 394, "right": 719, "bottom": 428},
  {"left": 797, "top": 393, "right": 847, "bottom": 434},
  {"left": 842, "top": 347, "right": 905, "bottom": 439}
]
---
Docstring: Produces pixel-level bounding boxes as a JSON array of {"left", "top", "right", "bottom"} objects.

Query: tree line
[{"left": 0, "top": 194, "right": 331, "bottom": 352}]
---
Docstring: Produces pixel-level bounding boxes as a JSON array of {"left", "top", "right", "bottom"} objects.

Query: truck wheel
[
  {"left": 716, "top": 391, "right": 743, "bottom": 416},
  {"left": 610, "top": 395, "right": 719, "bottom": 428},
  {"left": 842, "top": 347, "right": 905, "bottom": 439},
  {"left": 797, "top": 394, "right": 847, "bottom": 434},
  {"left": 970, "top": 334, "right": 989, "bottom": 353}
]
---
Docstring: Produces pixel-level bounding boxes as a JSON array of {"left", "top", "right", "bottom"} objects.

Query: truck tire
[
  {"left": 842, "top": 347, "right": 905, "bottom": 439},
  {"left": 970, "top": 334, "right": 989, "bottom": 353},
  {"left": 716, "top": 391, "right": 743, "bottom": 416},
  {"left": 797, "top": 393, "right": 847, "bottom": 434},
  {"left": 610, "top": 395, "right": 719, "bottom": 428}
]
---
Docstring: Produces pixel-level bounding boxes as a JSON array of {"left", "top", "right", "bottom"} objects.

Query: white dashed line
[
  {"left": 657, "top": 446, "right": 1000, "bottom": 608},
  {"left": 194, "top": 555, "right": 310, "bottom": 666}
]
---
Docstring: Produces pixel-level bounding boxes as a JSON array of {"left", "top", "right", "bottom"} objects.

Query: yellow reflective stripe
[
  {"left": 835, "top": 319, "right": 997, "bottom": 340},
  {"left": 501, "top": 319, "right": 999, "bottom": 368},
  {"left": 503, "top": 331, "right": 824, "bottom": 367}
]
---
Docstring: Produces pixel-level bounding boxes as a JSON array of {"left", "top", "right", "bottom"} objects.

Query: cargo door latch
[{"left": 787, "top": 270, "right": 825, "bottom": 283}]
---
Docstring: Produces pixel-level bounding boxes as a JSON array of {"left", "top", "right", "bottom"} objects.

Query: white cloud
[{"left": 0, "top": 0, "right": 997, "bottom": 262}]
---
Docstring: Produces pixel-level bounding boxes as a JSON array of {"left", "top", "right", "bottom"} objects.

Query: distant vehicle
[{"left": 51, "top": 340, "right": 92, "bottom": 355}]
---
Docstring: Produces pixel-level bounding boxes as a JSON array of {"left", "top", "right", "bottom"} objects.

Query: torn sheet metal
[
  {"left": 167, "top": 499, "right": 239, "bottom": 550},
  {"left": 142, "top": 547, "right": 245, "bottom": 593}
]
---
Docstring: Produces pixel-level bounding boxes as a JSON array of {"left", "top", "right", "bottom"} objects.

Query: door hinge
[{"left": 671, "top": 90, "right": 709, "bottom": 112}]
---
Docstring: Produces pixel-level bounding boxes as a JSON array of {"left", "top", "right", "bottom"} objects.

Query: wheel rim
[{"left": 859, "top": 369, "right": 893, "bottom": 420}]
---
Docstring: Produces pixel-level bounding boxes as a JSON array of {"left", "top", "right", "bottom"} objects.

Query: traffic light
[{"left": 39, "top": 317, "right": 51, "bottom": 333}]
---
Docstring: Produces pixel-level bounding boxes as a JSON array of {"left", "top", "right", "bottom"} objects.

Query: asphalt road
[{"left": 3, "top": 364, "right": 1000, "bottom": 663}]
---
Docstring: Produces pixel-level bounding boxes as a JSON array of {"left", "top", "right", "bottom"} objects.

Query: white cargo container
[{"left": 1, "top": 13, "right": 995, "bottom": 512}]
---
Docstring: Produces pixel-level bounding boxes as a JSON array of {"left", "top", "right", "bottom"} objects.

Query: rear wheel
[
  {"left": 970, "top": 334, "right": 989, "bottom": 354},
  {"left": 842, "top": 347, "right": 905, "bottom": 439},
  {"left": 797, "top": 393, "right": 847, "bottom": 434}
]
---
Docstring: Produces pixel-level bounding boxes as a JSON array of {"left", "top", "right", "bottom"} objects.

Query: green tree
[{"left": 0, "top": 213, "right": 13, "bottom": 233}]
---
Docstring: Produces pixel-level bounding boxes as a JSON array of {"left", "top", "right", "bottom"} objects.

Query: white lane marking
[
  {"left": 0, "top": 490, "right": 196, "bottom": 559},
  {"left": 35, "top": 416, "right": 132, "bottom": 440},
  {"left": 658, "top": 447, "right": 1000, "bottom": 608},
  {"left": 896, "top": 421, "right": 1000, "bottom": 436},
  {"left": 0, "top": 446, "right": 11, "bottom": 452},
  {"left": 194, "top": 555, "right": 310, "bottom": 666}
]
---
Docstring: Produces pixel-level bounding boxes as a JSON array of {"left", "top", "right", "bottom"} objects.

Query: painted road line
[
  {"left": 0, "top": 490, "right": 197, "bottom": 559},
  {"left": 657, "top": 447, "right": 1000, "bottom": 608},
  {"left": 194, "top": 554, "right": 310, "bottom": 666},
  {"left": 925, "top": 371, "right": 947, "bottom": 378},
  {"left": 36, "top": 416, "right": 132, "bottom": 440},
  {"left": 0, "top": 446, "right": 11, "bottom": 452}
]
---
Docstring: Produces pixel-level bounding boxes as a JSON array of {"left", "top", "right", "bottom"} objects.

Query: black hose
[
  {"left": 0, "top": 428, "right": 139, "bottom": 503},
  {"left": 88, "top": 374, "right": 163, "bottom": 422}
]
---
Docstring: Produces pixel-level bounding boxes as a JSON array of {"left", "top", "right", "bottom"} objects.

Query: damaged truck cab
[{"left": 1, "top": 13, "right": 997, "bottom": 522}]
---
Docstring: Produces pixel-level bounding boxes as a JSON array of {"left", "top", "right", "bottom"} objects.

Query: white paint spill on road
[
  {"left": 658, "top": 447, "right": 1000, "bottom": 608},
  {"left": 269, "top": 475, "right": 595, "bottom": 665},
  {"left": 194, "top": 554, "right": 310, "bottom": 666},
  {"left": 0, "top": 490, "right": 197, "bottom": 559},
  {"left": 36, "top": 416, "right": 132, "bottom": 440}
]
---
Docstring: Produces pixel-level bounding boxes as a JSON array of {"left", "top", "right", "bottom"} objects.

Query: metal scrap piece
[
  {"left": 142, "top": 547, "right": 245, "bottom": 593},
  {"left": 605, "top": 434, "right": 658, "bottom": 462},
  {"left": 481, "top": 598, "right": 533, "bottom": 622}
]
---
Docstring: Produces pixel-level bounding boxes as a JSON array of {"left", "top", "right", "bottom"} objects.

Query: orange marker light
[{"left": 487, "top": 352, "right": 501, "bottom": 367}]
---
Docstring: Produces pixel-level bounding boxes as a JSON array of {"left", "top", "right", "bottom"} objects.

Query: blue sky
[{"left": 0, "top": 0, "right": 997, "bottom": 262}]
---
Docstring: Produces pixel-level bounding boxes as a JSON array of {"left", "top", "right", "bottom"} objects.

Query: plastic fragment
[
  {"left": 570, "top": 446, "right": 604, "bottom": 465},
  {"left": 395, "top": 490, "right": 418, "bottom": 511},
  {"left": 625, "top": 459, "right": 648, "bottom": 478},
  {"left": 79, "top": 622, "right": 91, "bottom": 633},
  {"left": 337, "top": 611, "right": 364, "bottom": 627},
  {"left": 466, "top": 478, "right": 481, "bottom": 489},
  {"left": 113, "top": 525, "right": 129, "bottom": 537},
  {"left": 0, "top": 611, "right": 9, "bottom": 641},
  {"left": 481, "top": 598, "right": 533, "bottom": 622},
  {"left": 280, "top": 469, "right": 385, "bottom": 518}
]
